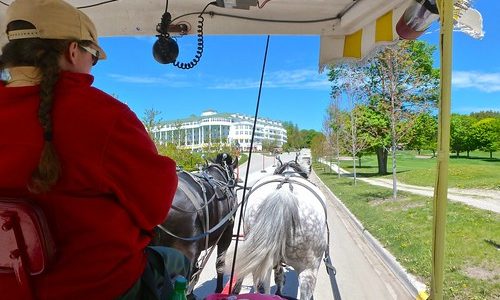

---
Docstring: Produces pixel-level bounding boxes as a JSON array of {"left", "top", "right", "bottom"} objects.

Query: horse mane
[
  {"left": 203, "top": 153, "right": 237, "bottom": 187},
  {"left": 274, "top": 161, "right": 309, "bottom": 179}
]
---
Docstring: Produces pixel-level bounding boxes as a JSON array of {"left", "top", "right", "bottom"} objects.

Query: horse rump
[{"left": 226, "top": 186, "right": 300, "bottom": 285}]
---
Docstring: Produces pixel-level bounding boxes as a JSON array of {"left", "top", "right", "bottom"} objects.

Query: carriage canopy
[
  {"left": 0, "top": 1, "right": 484, "bottom": 299},
  {"left": 0, "top": 0, "right": 480, "bottom": 69}
]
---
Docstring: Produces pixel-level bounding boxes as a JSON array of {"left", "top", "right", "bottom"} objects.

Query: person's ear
[{"left": 65, "top": 41, "right": 80, "bottom": 65}]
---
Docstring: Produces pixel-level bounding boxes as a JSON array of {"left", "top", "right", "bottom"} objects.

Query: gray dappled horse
[
  {"left": 228, "top": 157, "right": 327, "bottom": 300},
  {"left": 153, "top": 153, "right": 238, "bottom": 298}
]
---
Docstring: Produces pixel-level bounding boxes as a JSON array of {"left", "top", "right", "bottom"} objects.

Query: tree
[
  {"left": 310, "top": 133, "right": 327, "bottom": 162},
  {"left": 353, "top": 104, "right": 392, "bottom": 172},
  {"left": 142, "top": 108, "right": 162, "bottom": 146},
  {"left": 328, "top": 63, "right": 369, "bottom": 183},
  {"left": 300, "top": 129, "right": 321, "bottom": 148},
  {"left": 328, "top": 40, "right": 438, "bottom": 175},
  {"left": 323, "top": 100, "right": 341, "bottom": 176},
  {"left": 262, "top": 139, "right": 278, "bottom": 153},
  {"left": 470, "top": 110, "right": 500, "bottom": 120},
  {"left": 173, "top": 121, "right": 184, "bottom": 147},
  {"left": 339, "top": 107, "right": 370, "bottom": 184},
  {"left": 328, "top": 40, "right": 439, "bottom": 199},
  {"left": 407, "top": 112, "right": 438, "bottom": 156},
  {"left": 473, "top": 117, "right": 500, "bottom": 158},
  {"left": 367, "top": 40, "right": 438, "bottom": 198},
  {"left": 282, "top": 121, "right": 301, "bottom": 151},
  {"left": 450, "top": 114, "right": 475, "bottom": 157}
]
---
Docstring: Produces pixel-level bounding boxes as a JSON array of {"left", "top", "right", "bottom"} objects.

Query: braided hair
[{"left": 0, "top": 21, "right": 69, "bottom": 193}]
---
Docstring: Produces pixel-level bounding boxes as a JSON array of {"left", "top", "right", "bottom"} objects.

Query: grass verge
[
  {"left": 314, "top": 163, "right": 500, "bottom": 299},
  {"left": 238, "top": 153, "right": 248, "bottom": 166},
  {"left": 330, "top": 151, "right": 499, "bottom": 190}
]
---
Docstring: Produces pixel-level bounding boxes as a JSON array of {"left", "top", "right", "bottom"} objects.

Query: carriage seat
[{"left": 0, "top": 197, "right": 56, "bottom": 300}]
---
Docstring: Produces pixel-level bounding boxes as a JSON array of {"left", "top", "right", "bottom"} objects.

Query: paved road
[{"left": 191, "top": 152, "right": 416, "bottom": 299}]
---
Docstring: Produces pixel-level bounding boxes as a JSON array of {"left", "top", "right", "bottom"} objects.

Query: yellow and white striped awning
[{"left": 319, "top": 3, "right": 408, "bottom": 70}]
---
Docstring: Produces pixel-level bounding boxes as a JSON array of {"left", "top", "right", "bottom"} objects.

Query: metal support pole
[{"left": 431, "top": 1, "right": 453, "bottom": 299}]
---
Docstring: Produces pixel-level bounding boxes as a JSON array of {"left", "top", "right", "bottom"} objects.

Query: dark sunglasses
[{"left": 78, "top": 44, "right": 99, "bottom": 66}]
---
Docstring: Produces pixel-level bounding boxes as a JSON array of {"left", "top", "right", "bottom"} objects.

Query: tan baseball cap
[{"left": 5, "top": 0, "right": 106, "bottom": 59}]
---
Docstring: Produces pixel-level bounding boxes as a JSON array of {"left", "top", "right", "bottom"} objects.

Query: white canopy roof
[
  {"left": 0, "top": 0, "right": 483, "bottom": 69},
  {"left": 0, "top": 0, "right": 414, "bottom": 69}
]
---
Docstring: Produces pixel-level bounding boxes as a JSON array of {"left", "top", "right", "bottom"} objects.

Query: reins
[{"left": 156, "top": 201, "right": 241, "bottom": 242}]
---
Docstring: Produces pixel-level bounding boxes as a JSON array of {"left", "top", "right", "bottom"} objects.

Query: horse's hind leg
[
  {"left": 254, "top": 268, "right": 271, "bottom": 294},
  {"left": 263, "top": 268, "right": 272, "bottom": 294},
  {"left": 215, "top": 223, "right": 234, "bottom": 293},
  {"left": 298, "top": 268, "right": 318, "bottom": 300},
  {"left": 273, "top": 264, "right": 285, "bottom": 296}
]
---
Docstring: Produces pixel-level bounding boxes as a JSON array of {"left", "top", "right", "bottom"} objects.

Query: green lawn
[
  {"left": 328, "top": 151, "right": 499, "bottom": 190},
  {"left": 238, "top": 153, "right": 248, "bottom": 166},
  {"left": 314, "top": 163, "right": 500, "bottom": 299}
]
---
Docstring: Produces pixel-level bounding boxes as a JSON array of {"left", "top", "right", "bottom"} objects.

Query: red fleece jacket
[{"left": 0, "top": 71, "right": 178, "bottom": 299}]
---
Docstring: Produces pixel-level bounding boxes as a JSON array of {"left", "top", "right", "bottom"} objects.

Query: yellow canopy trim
[
  {"left": 376, "top": 10, "right": 394, "bottom": 42},
  {"left": 343, "top": 29, "right": 362, "bottom": 59}
]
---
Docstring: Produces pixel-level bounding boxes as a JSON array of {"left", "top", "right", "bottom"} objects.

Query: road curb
[{"left": 310, "top": 170, "right": 429, "bottom": 300}]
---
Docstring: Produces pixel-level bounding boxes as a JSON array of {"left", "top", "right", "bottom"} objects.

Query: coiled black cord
[
  {"left": 173, "top": 14, "right": 205, "bottom": 70},
  {"left": 173, "top": 1, "right": 215, "bottom": 70}
]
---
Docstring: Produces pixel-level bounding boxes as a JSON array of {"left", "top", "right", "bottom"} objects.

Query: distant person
[{"left": 0, "top": 0, "right": 189, "bottom": 299}]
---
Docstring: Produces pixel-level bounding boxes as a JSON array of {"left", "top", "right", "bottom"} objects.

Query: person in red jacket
[{"left": 0, "top": 0, "right": 189, "bottom": 299}]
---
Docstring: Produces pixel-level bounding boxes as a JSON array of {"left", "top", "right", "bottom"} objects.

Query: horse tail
[{"left": 228, "top": 185, "right": 300, "bottom": 283}]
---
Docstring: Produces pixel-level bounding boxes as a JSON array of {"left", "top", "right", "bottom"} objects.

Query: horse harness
[
  {"left": 158, "top": 164, "right": 238, "bottom": 245},
  {"left": 245, "top": 173, "right": 327, "bottom": 220}
]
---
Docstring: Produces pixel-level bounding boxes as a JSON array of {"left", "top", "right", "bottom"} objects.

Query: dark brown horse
[{"left": 153, "top": 153, "right": 238, "bottom": 298}]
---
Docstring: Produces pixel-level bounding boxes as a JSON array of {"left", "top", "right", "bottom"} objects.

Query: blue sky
[{"left": 91, "top": 0, "right": 499, "bottom": 131}]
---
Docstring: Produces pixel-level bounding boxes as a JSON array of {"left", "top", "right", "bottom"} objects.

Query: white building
[{"left": 153, "top": 110, "right": 287, "bottom": 151}]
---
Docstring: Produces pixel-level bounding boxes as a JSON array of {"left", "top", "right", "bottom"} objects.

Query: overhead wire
[
  {"left": 171, "top": 0, "right": 361, "bottom": 24},
  {"left": 172, "top": 10, "right": 340, "bottom": 24}
]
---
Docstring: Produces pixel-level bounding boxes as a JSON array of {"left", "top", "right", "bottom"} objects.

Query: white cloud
[
  {"left": 453, "top": 71, "right": 500, "bottom": 93},
  {"left": 107, "top": 69, "right": 331, "bottom": 90},
  {"left": 109, "top": 74, "right": 162, "bottom": 84},
  {"left": 210, "top": 79, "right": 259, "bottom": 90},
  {"left": 108, "top": 73, "right": 190, "bottom": 87},
  {"left": 209, "top": 69, "right": 330, "bottom": 90},
  {"left": 133, "top": 36, "right": 157, "bottom": 44}
]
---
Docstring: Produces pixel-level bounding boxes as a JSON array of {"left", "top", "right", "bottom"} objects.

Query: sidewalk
[{"left": 319, "top": 159, "right": 500, "bottom": 214}]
